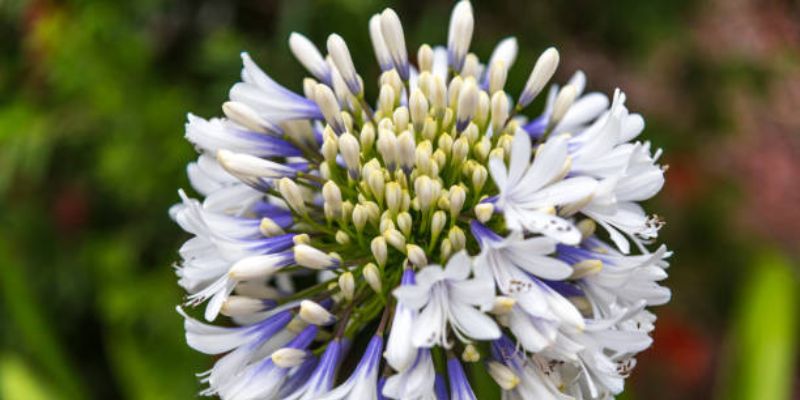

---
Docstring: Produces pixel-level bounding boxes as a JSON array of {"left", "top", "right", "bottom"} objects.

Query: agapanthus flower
[{"left": 171, "top": 1, "right": 670, "bottom": 398}]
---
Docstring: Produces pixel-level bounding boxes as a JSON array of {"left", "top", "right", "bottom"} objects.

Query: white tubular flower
[
  {"left": 327, "top": 33, "right": 362, "bottom": 95},
  {"left": 289, "top": 32, "right": 331, "bottom": 84},
  {"left": 518, "top": 47, "right": 560, "bottom": 109},
  {"left": 379, "top": 8, "right": 409, "bottom": 80},
  {"left": 294, "top": 244, "right": 338, "bottom": 269},
  {"left": 369, "top": 14, "right": 393, "bottom": 71},
  {"left": 393, "top": 251, "right": 500, "bottom": 348},
  {"left": 447, "top": 0, "right": 474, "bottom": 73},
  {"left": 173, "top": 2, "right": 670, "bottom": 397}
]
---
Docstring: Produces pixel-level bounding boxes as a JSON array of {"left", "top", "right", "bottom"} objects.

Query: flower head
[{"left": 172, "top": 2, "right": 671, "bottom": 398}]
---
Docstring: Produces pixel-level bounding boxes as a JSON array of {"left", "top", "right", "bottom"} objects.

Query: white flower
[
  {"left": 173, "top": 1, "right": 671, "bottom": 397},
  {"left": 471, "top": 221, "right": 573, "bottom": 292},
  {"left": 393, "top": 251, "right": 500, "bottom": 348},
  {"left": 489, "top": 129, "right": 597, "bottom": 244},
  {"left": 384, "top": 268, "right": 418, "bottom": 372},
  {"left": 230, "top": 53, "right": 322, "bottom": 124}
]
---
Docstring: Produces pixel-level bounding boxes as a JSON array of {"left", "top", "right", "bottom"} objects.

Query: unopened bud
[
  {"left": 299, "top": 300, "right": 336, "bottom": 325},
  {"left": 278, "top": 178, "right": 307, "bottom": 215},
  {"left": 338, "top": 271, "right": 355, "bottom": 301},
  {"left": 259, "top": 218, "right": 285, "bottom": 236},
  {"left": 371, "top": 236, "right": 388, "bottom": 267},
  {"left": 294, "top": 244, "right": 338, "bottom": 269},
  {"left": 384, "top": 228, "right": 406, "bottom": 251},
  {"left": 475, "top": 203, "right": 494, "bottom": 223},
  {"left": 363, "top": 263, "right": 382, "bottom": 293},
  {"left": 406, "top": 244, "right": 427, "bottom": 267},
  {"left": 448, "top": 226, "right": 466, "bottom": 251},
  {"left": 396, "top": 212, "right": 412, "bottom": 237},
  {"left": 314, "top": 84, "right": 345, "bottom": 134},
  {"left": 272, "top": 348, "right": 308, "bottom": 368}
]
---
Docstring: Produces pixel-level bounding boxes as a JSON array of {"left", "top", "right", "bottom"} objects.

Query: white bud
[
  {"left": 289, "top": 32, "right": 330, "bottom": 83},
  {"left": 303, "top": 77, "right": 318, "bottom": 99},
  {"left": 418, "top": 44, "right": 434, "bottom": 72},
  {"left": 475, "top": 203, "right": 494, "bottom": 223},
  {"left": 393, "top": 107, "right": 409, "bottom": 132},
  {"left": 327, "top": 33, "right": 362, "bottom": 95},
  {"left": 448, "top": 185, "right": 466, "bottom": 217},
  {"left": 461, "top": 53, "right": 481, "bottom": 79},
  {"left": 271, "top": 348, "right": 308, "bottom": 368},
  {"left": 490, "top": 91, "right": 510, "bottom": 134},
  {"left": 335, "top": 230, "right": 351, "bottom": 245},
  {"left": 475, "top": 91, "right": 490, "bottom": 127},
  {"left": 229, "top": 255, "right": 284, "bottom": 280},
  {"left": 406, "top": 244, "right": 427, "bottom": 267},
  {"left": 314, "top": 84, "right": 345, "bottom": 134},
  {"left": 448, "top": 76, "right": 463, "bottom": 110},
  {"left": 430, "top": 76, "right": 447, "bottom": 113},
  {"left": 409, "top": 89, "right": 429, "bottom": 132},
  {"left": 385, "top": 182, "right": 403, "bottom": 215},
  {"left": 321, "top": 134, "right": 338, "bottom": 163},
  {"left": 487, "top": 37, "right": 518, "bottom": 75},
  {"left": 440, "top": 238, "right": 453, "bottom": 260},
  {"left": 414, "top": 176, "right": 437, "bottom": 211},
  {"left": 369, "top": 14, "right": 394, "bottom": 71},
  {"left": 355, "top": 124, "right": 373, "bottom": 152},
  {"left": 397, "top": 130, "right": 416, "bottom": 171},
  {"left": 299, "top": 300, "right": 336, "bottom": 325},
  {"left": 378, "top": 84, "right": 396, "bottom": 117},
  {"left": 379, "top": 8, "right": 409, "bottom": 80},
  {"left": 371, "top": 236, "right": 388, "bottom": 267},
  {"left": 488, "top": 60, "right": 508, "bottom": 94},
  {"left": 447, "top": 0, "right": 474, "bottom": 72},
  {"left": 519, "top": 47, "right": 560, "bottom": 108},
  {"left": 339, "top": 271, "right": 355, "bottom": 301},
  {"left": 278, "top": 178, "right": 306, "bottom": 215},
  {"left": 472, "top": 165, "right": 488, "bottom": 193},
  {"left": 259, "top": 218, "right": 285, "bottom": 237},
  {"left": 474, "top": 137, "right": 491, "bottom": 163},
  {"left": 379, "top": 213, "right": 395, "bottom": 233},
  {"left": 338, "top": 133, "right": 361, "bottom": 178},
  {"left": 383, "top": 228, "right": 406, "bottom": 252},
  {"left": 367, "top": 170, "right": 386, "bottom": 203},
  {"left": 396, "top": 212, "right": 412, "bottom": 237},
  {"left": 451, "top": 136, "right": 470, "bottom": 164},
  {"left": 448, "top": 226, "right": 466, "bottom": 251},
  {"left": 550, "top": 84, "right": 578, "bottom": 126},
  {"left": 221, "top": 296, "right": 268, "bottom": 317},
  {"left": 293, "top": 233, "right": 310, "bottom": 245},
  {"left": 456, "top": 80, "right": 479, "bottom": 131},
  {"left": 377, "top": 129, "right": 398, "bottom": 170},
  {"left": 352, "top": 204, "right": 368, "bottom": 232},
  {"left": 431, "top": 210, "right": 447, "bottom": 243},
  {"left": 222, "top": 101, "right": 270, "bottom": 133},
  {"left": 322, "top": 181, "right": 342, "bottom": 221},
  {"left": 363, "top": 263, "right": 382, "bottom": 293},
  {"left": 216, "top": 149, "right": 292, "bottom": 180},
  {"left": 294, "top": 244, "right": 338, "bottom": 269}
]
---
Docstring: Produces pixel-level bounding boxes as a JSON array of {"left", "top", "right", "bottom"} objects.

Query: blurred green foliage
[{"left": 0, "top": 0, "right": 797, "bottom": 399}]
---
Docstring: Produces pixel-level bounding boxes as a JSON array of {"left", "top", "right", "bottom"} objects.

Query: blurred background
[{"left": 1, "top": 0, "right": 798, "bottom": 399}]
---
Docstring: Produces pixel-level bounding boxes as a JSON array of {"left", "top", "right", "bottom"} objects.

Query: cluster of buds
[{"left": 173, "top": 1, "right": 670, "bottom": 399}]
